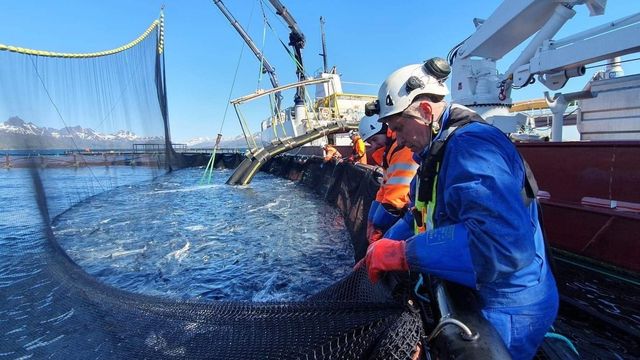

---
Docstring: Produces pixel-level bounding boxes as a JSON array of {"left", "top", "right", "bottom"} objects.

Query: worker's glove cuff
[
  {"left": 373, "top": 204, "right": 400, "bottom": 230},
  {"left": 364, "top": 239, "right": 409, "bottom": 283}
]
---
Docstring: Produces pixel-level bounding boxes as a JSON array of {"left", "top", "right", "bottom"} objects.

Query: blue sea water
[
  {"left": 1, "top": 165, "right": 638, "bottom": 359},
  {"left": 2, "top": 166, "right": 353, "bottom": 301},
  {"left": 0, "top": 166, "right": 354, "bottom": 358}
]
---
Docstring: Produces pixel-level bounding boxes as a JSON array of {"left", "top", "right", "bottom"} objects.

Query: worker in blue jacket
[{"left": 360, "top": 58, "right": 559, "bottom": 360}]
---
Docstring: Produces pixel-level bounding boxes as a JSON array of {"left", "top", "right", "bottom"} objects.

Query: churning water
[
  {"left": 52, "top": 167, "right": 354, "bottom": 301},
  {"left": 0, "top": 166, "right": 353, "bottom": 358}
]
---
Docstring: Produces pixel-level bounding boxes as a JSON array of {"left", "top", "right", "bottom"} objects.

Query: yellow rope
[
  {"left": 0, "top": 19, "right": 161, "bottom": 58},
  {"left": 158, "top": 12, "right": 165, "bottom": 54}
]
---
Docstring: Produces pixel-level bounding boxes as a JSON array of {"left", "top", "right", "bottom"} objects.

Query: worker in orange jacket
[
  {"left": 322, "top": 143, "right": 342, "bottom": 162},
  {"left": 359, "top": 115, "right": 419, "bottom": 244},
  {"left": 347, "top": 130, "right": 367, "bottom": 165},
  {"left": 359, "top": 117, "right": 388, "bottom": 166}
]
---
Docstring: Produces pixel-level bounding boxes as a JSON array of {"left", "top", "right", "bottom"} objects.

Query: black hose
[{"left": 226, "top": 121, "right": 357, "bottom": 185}]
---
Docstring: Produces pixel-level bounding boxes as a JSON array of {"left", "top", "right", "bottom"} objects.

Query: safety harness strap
[
  {"left": 521, "top": 158, "right": 539, "bottom": 207},
  {"left": 414, "top": 107, "right": 485, "bottom": 233},
  {"left": 414, "top": 105, "right": 540, "bottom": 233}
]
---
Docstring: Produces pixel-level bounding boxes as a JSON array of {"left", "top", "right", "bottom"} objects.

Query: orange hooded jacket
[
  {"left": 351, "top": 136, "right": 367, "bottom": 165},
  {"left": 323, "top": 145, "right": 342, "bottom": 162}
]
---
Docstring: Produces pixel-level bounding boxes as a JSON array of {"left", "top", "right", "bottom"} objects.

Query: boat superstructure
[
  {"left": 214, "top": 0, "right": 375, "bottom": 152},
  {"left": 258, "top": 71, "right": 375, "bottom": 147},
  {"left": 447, "top": 0, "right": 640, "bottom": 274}
]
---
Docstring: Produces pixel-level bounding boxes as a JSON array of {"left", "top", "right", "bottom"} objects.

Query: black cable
[
  {"left": 447, "top": 35, "right": 470, "bottom": 65},
  {"left": 536, "top": 200, "right": 559, "bottom": 277}
]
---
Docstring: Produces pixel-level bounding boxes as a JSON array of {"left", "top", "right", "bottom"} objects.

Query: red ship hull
[{"left": 517, "top": 141, "right": 640, "bottom": 274}]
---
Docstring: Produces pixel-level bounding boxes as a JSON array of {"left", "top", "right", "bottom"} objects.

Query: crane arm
[
  {"left": 213, "top": 0, "right": 282, "bottom": 110},
  {"left": 516, "top": 13, "right": 640, "bottom": 89},
  {"left": 267, "top": 0, "right": 306, "bottom": 104},
  {"left": 266, "top": 0, "right": 305, "bottom": 53},
  {"left": 456, "top": 0, "right": 564, "bottom": 61},
  {"left": 450, "top": 0, "right": 640, "bottom": 108}
]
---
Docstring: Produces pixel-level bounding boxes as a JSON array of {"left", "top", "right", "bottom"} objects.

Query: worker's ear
[{"left": 417, "top": 101, "right": 434, "bottom": 124}]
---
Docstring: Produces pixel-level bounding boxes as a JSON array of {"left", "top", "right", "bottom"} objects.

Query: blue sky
[{"left": 0, "top": 1, "right": 638, "bottom": 142}]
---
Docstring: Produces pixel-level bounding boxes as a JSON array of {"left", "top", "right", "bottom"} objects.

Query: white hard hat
[
  {"left": 374, "top": 58, "right": 450, "bottom": 121},
  {"left": 348, "top": 130, "right": 358, "bottom": 137},
  {"left": 320, "top": 141, "right": 327, "bottom": 148},
  {"left": 358, "top": 115, "right": 383, "bottom": 141}
]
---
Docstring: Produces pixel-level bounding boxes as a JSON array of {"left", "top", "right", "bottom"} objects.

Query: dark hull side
[{"left": 517, "top": 141, "right": 640, "bottom": 274}]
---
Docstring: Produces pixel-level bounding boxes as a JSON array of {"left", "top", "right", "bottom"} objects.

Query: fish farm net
[{"left": 0, "top": 16, "right": 426, "bottom": 359}]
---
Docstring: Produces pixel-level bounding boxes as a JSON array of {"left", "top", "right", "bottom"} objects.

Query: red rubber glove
[{"left": 362, "top": 239, "right": 409, "bottom": 283}]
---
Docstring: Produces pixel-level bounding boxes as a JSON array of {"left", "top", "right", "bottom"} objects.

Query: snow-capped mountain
[
  {"left": 185, "top": 136, "right": 216, "bottom": 147},
  {"left": 184, "top": 133, "right": 259, "bottom": 148},
  {"left": 0, "top": 117, "right": 164, "bottom": 150}
]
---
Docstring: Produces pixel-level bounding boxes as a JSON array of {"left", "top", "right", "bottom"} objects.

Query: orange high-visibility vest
[{"left": 375, "top": 135, "right": 418, "bottom": 211}]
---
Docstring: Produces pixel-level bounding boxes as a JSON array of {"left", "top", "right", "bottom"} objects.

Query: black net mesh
[{"left": 0, "top": 19, "right": 426, "bottom": 360}]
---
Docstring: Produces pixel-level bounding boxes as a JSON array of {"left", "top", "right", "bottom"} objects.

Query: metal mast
[{"left": 319, "top": 16, "right": 328, "bottom": 73}]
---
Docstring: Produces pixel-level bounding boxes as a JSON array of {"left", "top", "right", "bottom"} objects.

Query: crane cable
[
  {"left": 256, "top": 0, "right": 269, "bottom": 91},
  {"left": 258, "top": 2, "right": 320, "bottom": 133},
  {"left": 200, "top": 0, "right": 257, "bottom": 185},
  {"left": 258, "top": 0, "right": 309, "bottom": 79}
]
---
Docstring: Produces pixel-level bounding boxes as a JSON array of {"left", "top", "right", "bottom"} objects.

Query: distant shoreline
[{"left": 1, "top": 149, "right": 79, "bottom": 156}]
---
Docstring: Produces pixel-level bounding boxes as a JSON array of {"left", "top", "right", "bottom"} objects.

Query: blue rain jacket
[
  {"left": 367, "top": 200, "right": 381, "bottom": 226},
  {"left": 387, "top": 105, "right": 559, "bottom": 359}
]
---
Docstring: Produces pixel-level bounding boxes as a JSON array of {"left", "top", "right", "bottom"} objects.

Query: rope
[
  {"left": 28, "top": 55, "right": 108, "bottom": 192},
  {"left": 237, "top": 107, "right": 259, "bottom": 149},
  {"left": 0, "top": 20, "right": 161, "bottom": 58},
  {"left": 426, "top": 316, "right": 479, "bottom": 343},
  {"left": 258, "top": 0, "right": 290, "bottom": 32},
  {"left": 272, "top": 92, "right": 288, "bottom": 138},
  {"left": 256, "top": 0, "right": 269, "bottom": 91},
  {"left": 200, "top": 1, "right": 257, "bottom": 185},
  {"left": 258, "top": 3, "right": 310, "bottom": 79},
  {"left": 303, "top": 89, "right": 319, "bottom": 130},
  {"left": 544, "top": 332, "right": 580, "bottom": 355},
  {"left": 158, "top": 11, "right": 165, "bottom": 54},
  {"left": 267, "top": 93, "right": 281, "bottom": 139},
  {"left": 276, "top": 35, "right": 305, "bottom": 76}
]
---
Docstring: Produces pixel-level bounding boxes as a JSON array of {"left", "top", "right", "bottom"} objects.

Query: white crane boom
[{"left": 449, "top": 0, "right": 640, "bottom": 134}]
